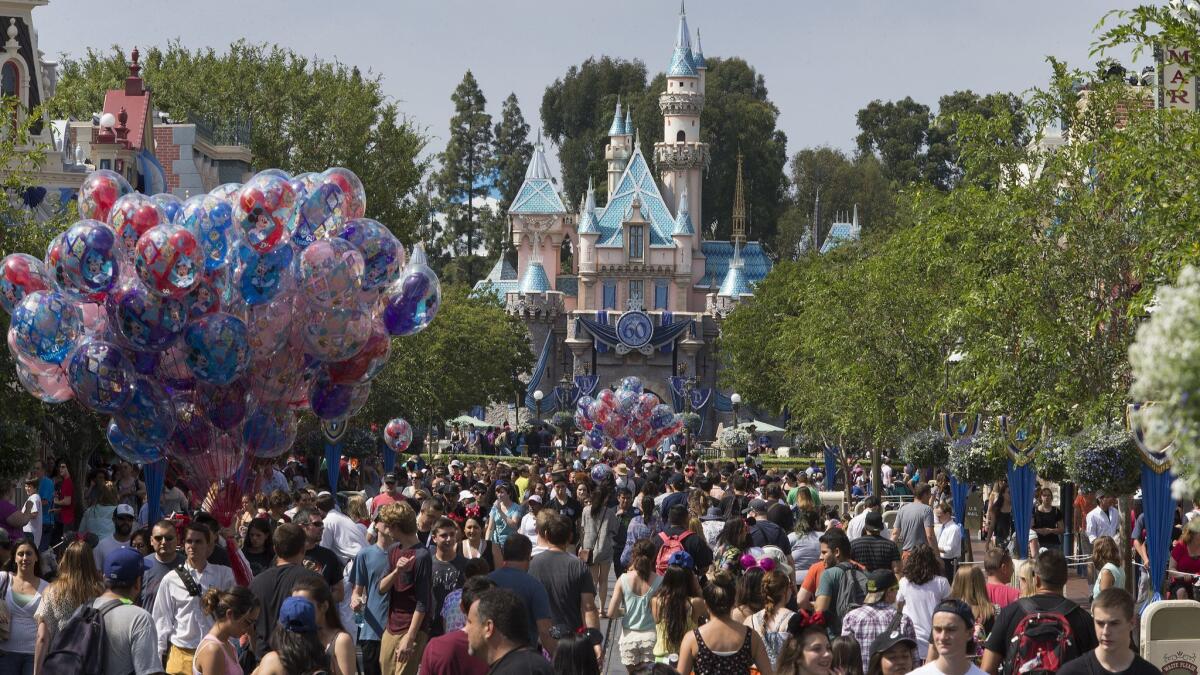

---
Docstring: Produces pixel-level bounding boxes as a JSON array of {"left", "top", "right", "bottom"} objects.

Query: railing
[{"left": 189, "top": 111, "right": 253, "bottom": 147}]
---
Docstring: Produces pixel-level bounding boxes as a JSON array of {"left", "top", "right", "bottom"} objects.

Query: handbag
[{"left": 0, "top": 571, "right": 12, "bottom": 641}]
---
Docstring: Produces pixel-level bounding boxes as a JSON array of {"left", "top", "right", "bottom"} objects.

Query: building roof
[
  {"left": 718, "top": 255, "right": 753, "bottom": 297},
  {"left": 471, "top": 252, "right": 519, "bottom": 301},
  {"left": 818, "top": 206, "right": 861, "bottom": 254},
  {"left": 673, "top": 183, "right": 695, "bottom": 236},
  {"left": 692, "top": 29, "right": 706, "bottom": 69},
  {"left": 519, "top": 260, "right": 552, "bottom": 293},
  {"left": 595, "top": 145, "right": 675, "bottom": 248},
  {"left": 510, "top": 142, "right": 566, "bottom": 214},
  {"left": 699, "top": 240, "right": 772, "bottom": 289},
  {"left": 608, "top": 98, "right": 627, "bottom": 137},
  {"left": 556, "top": 275, "right": 578, "bottom": 297},
  {"left": 578, "top": 179, "right": 600, "bottom": 235},
  {"left": 667, "top": 2, "right": 698, "bottom": 78}
]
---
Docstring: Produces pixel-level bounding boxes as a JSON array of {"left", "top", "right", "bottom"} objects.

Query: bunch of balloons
[
  {"left": 383, "top": 417, "right": 413, "bottom": 452},
  {"left": 3, "top": 167, "right": 440, "bottom": 497},
  {"left": 573, "top": 376, "right": 683, "bottom": 452}
]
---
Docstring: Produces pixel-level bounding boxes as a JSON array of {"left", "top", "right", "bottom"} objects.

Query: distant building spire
[
  {"left": 732, "top": 151, "right": 746, "bottom": 246},
  {"left": 608, "top": 96, "right": 625, "bottom": 137}
]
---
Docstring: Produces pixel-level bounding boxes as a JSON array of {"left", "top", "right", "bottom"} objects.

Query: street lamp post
[
  {"left": 533, "top": 389, "right": 544, "bottom": 423},
  {"left": 731, "top": 392, "right": 742, "bottom": 426}
]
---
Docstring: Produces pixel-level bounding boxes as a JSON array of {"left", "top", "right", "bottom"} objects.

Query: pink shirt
[{"left": 987, "top": 581, "right": 1019, "bottom": 609}]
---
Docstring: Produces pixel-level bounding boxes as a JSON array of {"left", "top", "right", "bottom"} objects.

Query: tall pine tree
[
  {"left": 492, "top": 93, "right": 534, "bottom": 213},
  {"left": 431, "top": 70, "right": 493, "bottom": 258}
]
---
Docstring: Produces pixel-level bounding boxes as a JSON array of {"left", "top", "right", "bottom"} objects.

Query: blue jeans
[{"left": 0, "top": 651, "right": 34, "bottom": 675}]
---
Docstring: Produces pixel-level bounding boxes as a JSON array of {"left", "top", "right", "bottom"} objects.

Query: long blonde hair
[
  {"left": 345, "top": 494, "right": 369, "bottom": 522},
  {"left": 47, "top": 541, "right": 103, "bottom": 610},
  {"left": 950, "top": 565, "right": 995, "bottom": 626},
  {"left": 1016, "top": 559, "right": 1038, "bottom": 598}
]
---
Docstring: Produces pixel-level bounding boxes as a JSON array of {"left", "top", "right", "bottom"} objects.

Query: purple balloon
[
  {"left": 167, "top": 393, "right": 213, "bottom": 457},
  {"left": 130, "top": 350, "right": 159, "bottom": 375},
  {"left": 107, "top": 279, "right": 187, "bottom": 352},
  {"left": 613, "top": 437, "right": 630, "bottom": 452},
  {"left": 66, "top": 340, "right": 134, "bottom": 413},
  {"left": 198, "top": 380, "right": 247, "bottom": 431}
]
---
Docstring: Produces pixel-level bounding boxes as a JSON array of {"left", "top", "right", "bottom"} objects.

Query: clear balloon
[
  {"left": 244, "top": 292, "right": 294, "bottom": 361},
  {"left": 234, "top": 242, "right": 293, "bottom": 306},
  {"left": 300, "top": 306, "right": 372, "bottom": 361},
  {"left": 382, "top": 244, "right": 440, "bottom": 337},
  {"left": 289, "top": 175, "right": 344, "bottom": 247},
  {"left": 46, "top": 220, "right": 119, "bottom": 300},
  {"left": 106, "top": 419, "right": 165, "bottom": 466},
  {"left": 308, "top": 376, "right": 370, "bottom": 421},
  {"left": 183, "top": 312, "right": 250, "bottom": 385},
  {"left": 134, "top": 224, "right": 203, "bottom": 297},
  {"left": 383, "top": 418, "right": 412, "bottom": 452},
  {"left": 106, "top": 279, "right": 187, "bottom": 352},
  {"left": 209, "top": 183, "right": 242, "bottom": 200},
  {"left": 66, "top": 340, "right": 134, "bottom": 413},
  {"left": 320, "top": 167, "right": 366, "bottom": 220},
  {"left": 114, "top": 376, "right": 176, "bottom": 446},
  {"left": 243, "top": 405, "right": 298, "bottom": 459},
  {"left": 167, "top": 392, "right": 213, "bottom": 457},
  {"left": 197, "top": 380, "right": 247, "bottom": 431},
  {"left": 325, "top": 319, "right": 390, "bottom": 384},
  {"left": 0, "top": 254, "right": 50, "bottom": 315},
  {"left": 620, "top": 376, "right": 644, "bottom": 394},
  {"left": 14, "top": 359, "right": 72, "bottom": 403},
  {"left": 338, "top": 219, "right": 404, "bottom": 299},
  {"left": 298, "top": 238, "right": 364, "bottom": 309},
  {"left": 109, "top": 193, "right": 166, "bottom": 256},
  {"left": 150, "top": 193, "right": 185, "bottom": 224},
  {"left": 10, "top": 291, "right": 82, "bottom": 365},
  {"left": 233, "top": 174, "right": 295, "bottom": 253},
  {"left": 78, "top": 169, "right": 133, "bottom": 222}
]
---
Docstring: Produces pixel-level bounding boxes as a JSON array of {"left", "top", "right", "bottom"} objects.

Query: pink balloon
[{"left": 15, "top": 360, "right": 72, "bottom": 403}]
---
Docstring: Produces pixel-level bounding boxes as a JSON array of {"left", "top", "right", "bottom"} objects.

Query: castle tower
[
  {"left": 655, "top": 0, "right": 708, "bottom": 236},
  {"left": 732, "top": 152, "right": 746, "bottom": 247},
  {"left": 604, "top": 97, "right": 632, "bottom": 196}
]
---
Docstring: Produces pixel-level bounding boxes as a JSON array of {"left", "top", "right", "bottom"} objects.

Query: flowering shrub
[
  {"left": 1129, "top": 265, "right": 1200, "bottom": 495},
  {"left": 901, "top": 429, "right": 949, "bottom": 469},
  {"left": 946, "top": 425, "right": 1007, "bottom": 484},
  {"left": 718, "top": 426, "right": 751, "bottom": 451},
  {"left": 1066, "top": 423, "right": 1141, "bottom": 495},
  {"left": 551, "top": 411, "right": 575, "bottom": 434},
  {"left": 1034, "top": 436, "right": 1071, "bottom": 483},
  {"left": 681, "top": 412, "right": 702, "bottom": 434}
]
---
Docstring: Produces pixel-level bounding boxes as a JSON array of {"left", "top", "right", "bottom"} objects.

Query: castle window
[
  {"left": 676, "top": 130, "right": 686, "bottom": 142},
  {"left": 602, "top": 280, "right": 617, "bottom": 309},
  {"left": 628, "top": 224, "right": 644, "bottom": 261},
  {"left": 1, "top": 62, "right": 17, "bottom": 98},
  {"left": 654, "top": 280, "right": 669, "bottom": 310},
  {"left": 629, "top": 279, "right": 644, "bottom": 307}
]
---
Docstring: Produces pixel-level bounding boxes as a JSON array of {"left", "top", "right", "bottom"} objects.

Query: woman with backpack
[
  {"left": 651, "top": 554, "right": 706, "bottom": 664},
  {"left": 747, "top": 569, "right": 798, "bottom": 669},
  {"left": 0, "top": 537, "right": 47, "bottom": 674},
  {"left": 607, "top": 540, "right": 661, "bottom": 667},
  {"left": 33, "top": 540, "right": 102, "bottom": 673},
  {"left": 579, "top": 480, "right": 617, "bottom": 615}
]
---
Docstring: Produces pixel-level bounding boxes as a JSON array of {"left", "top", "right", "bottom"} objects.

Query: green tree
[
  {"left": 492, "top": 93, "right": 534, "bottom": 213},
  {"left": 855, "top": 96, "right": 932, "bottom": 187},
  {"left": 358, "top": 284, "right": 533, "bottom": 428},
  {"left": 430, "top": 71, "right": 494, "bottom": 260},
  {"left": 53, "top": 42, "right": 428, "bottom": 243},
  {"left": 775, "top": 147, "right": 894, "bottom": 257}
]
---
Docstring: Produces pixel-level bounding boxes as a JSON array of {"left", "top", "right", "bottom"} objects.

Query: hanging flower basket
[
  {"left": 340, "top": 427, "right": 379, "bottom": 459},
  {"left": 551, "top": 411, "right": 575, "bottom": 434},
  {"left": 947, "top": 425, "right": 1008, "bottom": 484},
  {"left": 901, "top": 429, "right": 949, "bottom": 469},
  {"left": 1033, "top": 436, "right": 1071, "bottom": 483},
  {"left": 1067, "top": 423, "right": 1142, "bottom": 495},
  {"left": 681, "top": 412, "right": 702, "bottom": 434}
]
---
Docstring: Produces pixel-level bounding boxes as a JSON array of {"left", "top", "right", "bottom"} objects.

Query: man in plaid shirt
[{"left": 841, "top": 569, "right": 918, "bottom": 668}]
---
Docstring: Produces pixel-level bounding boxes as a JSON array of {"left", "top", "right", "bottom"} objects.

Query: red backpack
[
  {"left": 1002, "top": 598, "right": 1078, "bottom": 675},
  {"left": 655, "top": 530, "right": 692, "bottom": 575}
]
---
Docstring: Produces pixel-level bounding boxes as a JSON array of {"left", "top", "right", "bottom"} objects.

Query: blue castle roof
[
  {"left": 718, "top": 259, "right": 753, "bottom": 297},
  {"left": 699, "top": 241, "right": 772, "bottom": 290},
  {"left": 578, "top": 179, "right": 600, "bottom": 235},
  {"left": 673, "top": 184, "right": 695, "bottom": 236},
  {"left": 510, "top": 143, "right": 566, "bottom": 215},
  {"left": 471, "top": 253, "right": 519, "bottom": 301},
  {"left": 668, "top": 3, "right": 698, "bottom": 78},
  {"left": 608, "top": 98, "right": 627, "bottom": 137},
  {"left": 519, "top": 260, "right": 552, "bottom": 293},
  {"left": 692, "top": 29, "right": 706, "bottom": 69},
  {"left": 595, "top": 145, "right": 675, "bottom": 248}
]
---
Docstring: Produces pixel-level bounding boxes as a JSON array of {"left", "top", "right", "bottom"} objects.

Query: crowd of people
[{"left": 0, "top": 445, "right": 1181, "bottom": 675}]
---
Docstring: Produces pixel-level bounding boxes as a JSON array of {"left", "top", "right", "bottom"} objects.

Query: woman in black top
[
  {"left": 242, "top": 518, "right": 275, "bottom": 576},
  {"left": 1030, "top": 487, "right": 1064, "bottom": 556}
]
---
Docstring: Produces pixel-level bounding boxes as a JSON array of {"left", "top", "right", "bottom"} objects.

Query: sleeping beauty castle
[{"left": 475, "top": 3, "right": 773, "bottom": 436}]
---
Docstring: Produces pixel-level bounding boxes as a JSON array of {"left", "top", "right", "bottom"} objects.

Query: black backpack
[
  {"left": 831, "top": 562, "right": 869, "bottom": 634},
  {"left": 42, "top": 598, "right": 123, "bottom": 675}
]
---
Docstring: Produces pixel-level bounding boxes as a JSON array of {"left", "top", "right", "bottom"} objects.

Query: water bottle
[{"left": 353, "top": 608, "right": 364, "bottom": 626}]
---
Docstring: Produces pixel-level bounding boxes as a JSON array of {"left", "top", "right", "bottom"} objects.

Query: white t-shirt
[
  {"left": 22, "top": 494, "right": 41, "bottom": 547},
  {"left": 518, "top": 512, "right": 539, "bottom": 541},
  {"left": 935, "top": 520, "right": 962, "bottom": 560},
  {"left": 898, "top": 575, "right": 951, "bottom": 657},
  {"left": 909, "top": 662, "right": 987, "bottom": 675},
  {"left": 881, "top": 463, "right": 894, "bottom": 487}
]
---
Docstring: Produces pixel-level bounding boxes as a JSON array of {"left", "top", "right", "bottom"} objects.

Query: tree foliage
[
  {"left": 430, "top": 70, "right": 493, "bottom": 261},
  {"left": 52, "top": 41, "right": 428, "bottom": 243},
  {"left": 492, "top": 93, "right": 534, "bottom": 214},
  {"left": 775, "top": 147, "right": 894, "bottom": 258}
]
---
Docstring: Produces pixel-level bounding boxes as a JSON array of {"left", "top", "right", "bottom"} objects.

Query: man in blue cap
[{"left": 97, "top": 546, "right": 163, "bottom": 675}]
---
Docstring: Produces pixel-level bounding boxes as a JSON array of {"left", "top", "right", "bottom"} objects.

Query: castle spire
[
  {"left": 608, "top": 96, "right": 625, "bottom": 137},
  {"left": 667, "top": 1, "right": 697, "bottom": 77},
  {"left": 732, "top": 152, "right": 746, "bottom": 246}
]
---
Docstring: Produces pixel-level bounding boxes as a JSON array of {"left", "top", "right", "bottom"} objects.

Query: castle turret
[
  {"left": 673, "top": 182, "right": 695, "bottom": 276},
  {"left": 655, "top": 0, "right": 708, "bottom": 232},
  {"left": 605, "top": 97, "right": 632, "bottom": 196},
  {"left": 693, "top": 28, "right": 707, "bottom": 95}
]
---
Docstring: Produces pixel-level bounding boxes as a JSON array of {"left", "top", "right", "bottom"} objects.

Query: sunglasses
[{"left": 152, "top": 534, "right": 176, "bottom": 542}]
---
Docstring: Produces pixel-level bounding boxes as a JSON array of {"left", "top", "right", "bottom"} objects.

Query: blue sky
[{"left": 36, "top": 1, "right": 1148, "bottom": 165}]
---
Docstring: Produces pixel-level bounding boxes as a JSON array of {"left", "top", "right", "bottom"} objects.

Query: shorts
[{"left": 618, "top": 629, "right": 657, "bottom": 667}]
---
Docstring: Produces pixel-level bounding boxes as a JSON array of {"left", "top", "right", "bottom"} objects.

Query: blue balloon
[
  {"left": 47, "top": 220, "right": 119, "bottom": 300},
  {"left": 235, "top": 242, "right": 293, "bottom": 305},
  {"left": 338, "top": 218, "right": 403, "bottom": 296},
  {"left": 620, "top": 376, "right": 644, "bottom": 394},
  {"left": 10, "top": 290, "right": 82, "bottom": 364},
  {"left": 129, "top": 350, "right": 159, "bottom": 375},
  {"left": 243, "top": 406, "right": 298, "bottom": 459},
  {"left": 106, "top": 419, "right": 165, "bottom": 466},
  {"left": 114, "top": 376, "right": 176, "bottom": 446},
  {"left": 151, "top": 193, "right": 185, "bottom": 224},
  {"left": 289, "top": 181, "right": 344, "bottom": 249},
  {"left": 181, "top": 194, "right": 235, "bottom": 272},
  {"left": 183, "top": 312, "right": 250, "bottom": 385},
  {"left": 106, "top": 279, "right": 187, "bottom": 352},
  {"left": 67, "top": 340, "right": 134, "bottom": 413}
]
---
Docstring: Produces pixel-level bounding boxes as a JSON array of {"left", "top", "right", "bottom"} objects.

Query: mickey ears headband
[{"left": 739, "top": 553, "right": 777, "bottom": 573}]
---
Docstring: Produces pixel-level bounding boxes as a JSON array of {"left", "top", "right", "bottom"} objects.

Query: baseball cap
[
  {"left": 114, "top": 504, "right": 136, "bottom": 519},
  {"left": 863, "top": 569, "right": 898, "bottom": 602},
  {"left": 526, "top": 494, "right": 543, "bottom": 505},
  {"left": 103, "top": 546, "right": 150, "bottom": 585},
  {"left": 744, "top": 498, "right": 770, "bottom": 514},
  {"left": 384, "top": 473, "right": 397, "bottom": 484},
  {"left": 864, "top": 511, "right": 885, "bottom": 532},
  {"left": 450, "top": 460, "right": 463, "bottom": 469},
  {"left": 458, "top": 490, "right": 475, "bottom": 503},
  {"left": 279, "top": 596, "right": 318, "bottom": 634},
  {"left": 933, "top": 599, "right": 975, "bottom": 630},
  {"left": 667, "top": 550, "right": 694, "bottom": 570},
  {"left": 870, "top": 625, "right": 917, "bottom": 657}
]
